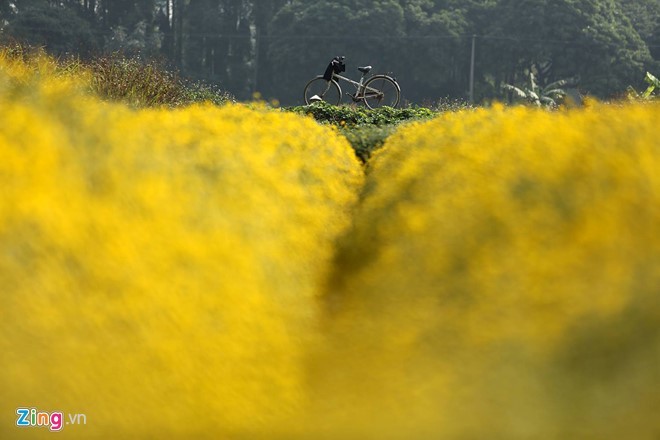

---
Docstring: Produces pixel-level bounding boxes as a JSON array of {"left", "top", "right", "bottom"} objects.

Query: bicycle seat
[{"left": 358, "top": 66, "right": 372, "bottom": 74}]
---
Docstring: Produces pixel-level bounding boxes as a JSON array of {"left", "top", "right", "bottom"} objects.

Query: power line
[{"left": 3, "top": 24, "right": 660, "bottom": 48}]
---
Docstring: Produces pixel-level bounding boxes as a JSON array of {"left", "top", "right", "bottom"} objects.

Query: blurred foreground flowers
[
  {"left": 1, "top": 51, "right": 659, "bottom": 439},
  {"left": 316, "top": 103, "right": 660, "bottom": 439},
  {"left": 0, "top": 51, "right": 362, "bottom": 438}
]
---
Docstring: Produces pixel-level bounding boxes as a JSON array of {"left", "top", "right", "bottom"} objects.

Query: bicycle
[{"left": 303, "top": 56, "right": 400, "bottom": 109}]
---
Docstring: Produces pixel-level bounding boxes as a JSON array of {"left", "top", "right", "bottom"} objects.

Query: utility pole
[
  {"left": 469, "top": 34, "right": 476, "bottom": 104},
  {"left": 253, "top": 27, "right": 259, "bottom": 95}
]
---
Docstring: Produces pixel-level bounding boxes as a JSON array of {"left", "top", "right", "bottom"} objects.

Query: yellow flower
[
  {"left": 311, "top": 101, "right": 660, "bottom": 439},
  {"left": 3, "top": 49, "right": 660, "bottom": 439},
  {"left": 0, "top": 52, "right": 362, "bottom": 438}
]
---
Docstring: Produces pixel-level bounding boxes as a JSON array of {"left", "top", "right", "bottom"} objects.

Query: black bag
[{"left": 323, "top": 56, "right": 345, "bottom": 81}]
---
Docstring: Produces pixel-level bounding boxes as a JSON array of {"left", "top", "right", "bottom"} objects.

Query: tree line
[{"left": 1, "top": 0, "right": 658, "bottom": 105}]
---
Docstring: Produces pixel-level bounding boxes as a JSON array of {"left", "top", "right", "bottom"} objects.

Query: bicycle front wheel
[
  {"left": 303, "top": 76, "right": 341, "bottom": 105},
  {"left": 363, "top": 75, "right": 400, "bottom": 109}
]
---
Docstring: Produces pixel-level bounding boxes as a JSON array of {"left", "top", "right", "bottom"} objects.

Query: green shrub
[
  {"left": 286, "top": 101, "right": 436, "bottom": 127},
  {"left": 286, "top": 102, "right": 442, "bottom": 161},
  {"left": 340, "top": 125, "right": 398, "bottom": 162},
  {"left": 88, "top": 54, "right": 234, "bottom": 107}
]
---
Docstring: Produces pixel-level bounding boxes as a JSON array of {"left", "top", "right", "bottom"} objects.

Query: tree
[
  {"left": 479, "top": 0, "right": 653, "bottom": 99},
  {"left": 4, "top": 1, "right": 101, "bottom": 56},
  {"left": 181, "top": 0, "right": 253, "bottom": 99},
  {"left": 618, "top": 0, "right": 660, "bottom": 66},
  {"left": 1, "top": 0, "right": 656, "bottom": 102},
  {"left": 503, "top": 70, "right": 579, "bottom": 108},
  {"left": 268, "top": 0, "right": 405, "bottom": 105},
  {"left": 0, "top": 0, "right": 14, "bottom": 21},
  {"left": 252, "top": 0, "right": 288, "bottom": 96},
  {"left": 104, "top": 18, "right": 162, "bottom": 57},
  {"left": 99, "top": 0, "right": 160, "bottom": 57},
  {"left": 98, "top": 0, "right": 150, "bottom": 28},
  {"left": 553, "top": 0, "right": 652, "bottom": 96},
  {"left": 395, "top": 0, "right": 474, "bottom": 102}
]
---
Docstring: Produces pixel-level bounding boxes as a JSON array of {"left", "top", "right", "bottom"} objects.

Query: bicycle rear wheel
[
  {"left": 363, "top": 75, "right": 400, "bottom": 109},
  {"left": 303, "top": 76, "right": 341, "bottom": 105}
]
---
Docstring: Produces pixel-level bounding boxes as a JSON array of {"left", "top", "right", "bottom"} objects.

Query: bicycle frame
[{"left": 332, "top": 73, "right": 382, "bottom": 102}]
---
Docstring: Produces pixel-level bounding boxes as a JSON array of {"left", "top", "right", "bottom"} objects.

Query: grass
[
  {"left": 86, "top": 54, "right": 235, "bottom": 107},
  {"left": 0, "top": 43, "right": 235, "bottom": 108}
]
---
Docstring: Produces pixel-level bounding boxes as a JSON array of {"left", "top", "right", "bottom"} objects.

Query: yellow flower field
[
  {"left": 313, "top": 103, "right": 660, "bottom": 438},
  {"left": 0, "top": 53, "right": 363, "bottom": 438},
  {"left": 1, "top": 52, "right": 659, "bottom": 439}
]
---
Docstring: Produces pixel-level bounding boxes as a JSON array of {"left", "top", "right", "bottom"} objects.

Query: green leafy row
[
  {"left": 286, "top": 101, "right": 439, "bottom": 127},
  {"left": 285, "top": 102, "right": 453, "bottom": 162}
]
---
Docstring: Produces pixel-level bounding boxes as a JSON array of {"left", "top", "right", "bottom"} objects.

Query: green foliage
[
  {"left": 619, "top": 0, "right": 660, "bottom": 61},
  {"left": 339, "top": 125, "right": 398, "bottom": 163},
  {"left": 397, "top": 1, "right": 474, "bottom": 102},
  {"left": 2, "top": 0, "right": 659, "bottom": 104},
  {"left": 554, "top": 0, "right": 652, "bottom": 96},
  {"left": 2, "top": 2, "right": 100, "bottom": 55},
  {"left": 503, "top": 71, "right": 579, "bottom": 108},
  {"left": 183, "top": 0, "right": 254, "bottom": 99},
  {"left": 481, "top": 0, "right": 654, "bottom": 100},
  {"left": 286, "top": 101, "right": 441, "bottom": 161},
  {"left": 287, "top": 101, "right": 436, "bottom": 127},
  {"left": 87, "top": 55, "right": 234, "bottom": 107},
  {"left": 104, "top": 20, "right": 162, "bottom": 58},
  {"left": 641, "top": 72, "right": 660, "bottom": 98},
  {"left": 627, "top": 71, "right": 660, "bottom": 100}
]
